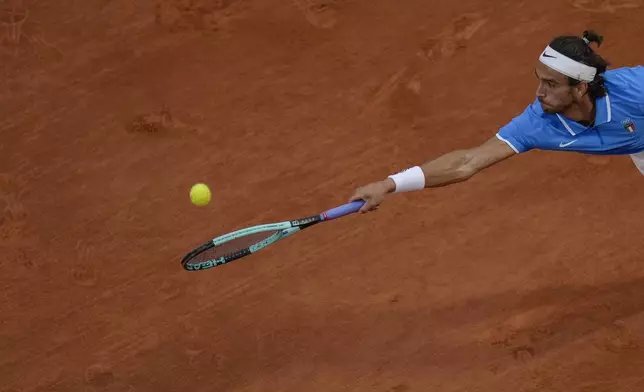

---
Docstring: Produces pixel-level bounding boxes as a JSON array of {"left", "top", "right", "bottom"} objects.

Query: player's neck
[{"left": 561, "top": 96, "right": 596, "bottom": 126}]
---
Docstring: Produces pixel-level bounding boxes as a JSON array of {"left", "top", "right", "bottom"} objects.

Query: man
[{"left": 349, "top": 30, "right": 644, "bottom": 213}]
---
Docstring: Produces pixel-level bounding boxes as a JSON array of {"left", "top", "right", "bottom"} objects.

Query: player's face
[{"left": 534, "top": 62, "right": 576, "bottom": 114}]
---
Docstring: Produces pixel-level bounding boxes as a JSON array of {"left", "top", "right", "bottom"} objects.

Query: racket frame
[
  {"left": 182, "top": 216, "right": 320, "bottom": 271},
  {"left": 181, "top": 200, "right": 364, "bottom": 271}
]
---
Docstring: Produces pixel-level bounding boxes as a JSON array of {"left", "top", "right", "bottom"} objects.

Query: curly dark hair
[{"left": 548, "top": 30, "right": 610, "bottom": 100}]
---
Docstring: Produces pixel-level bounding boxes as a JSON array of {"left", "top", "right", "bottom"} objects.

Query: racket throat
[{"left": 289, "top": 215, "right": 322, "bottom": 228}]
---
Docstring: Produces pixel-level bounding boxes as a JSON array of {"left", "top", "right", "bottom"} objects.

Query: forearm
[
  {"left": 420, "top": 149, "right": 476, "bottom": 187},
  {"left": 384, "top": 149, "right": 475, "bottom": 192}
]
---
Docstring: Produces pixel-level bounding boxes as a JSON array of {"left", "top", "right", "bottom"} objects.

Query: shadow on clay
[{"left": 431, "top": 275, "right": 644, "bottom": 360}]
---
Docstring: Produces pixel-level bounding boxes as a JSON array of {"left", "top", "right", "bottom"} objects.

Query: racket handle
[{"left": 322, "top": 200, "right": 365, "bottom": 220}]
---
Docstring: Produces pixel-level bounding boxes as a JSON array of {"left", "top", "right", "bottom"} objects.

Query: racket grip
[{"left": 322, "top": 200, "right": 365, "bottom": 220}]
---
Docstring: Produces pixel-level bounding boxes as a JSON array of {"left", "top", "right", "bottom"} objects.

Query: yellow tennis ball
[{"left": 189, "top": 183, "right": 211, "bottom": 206}]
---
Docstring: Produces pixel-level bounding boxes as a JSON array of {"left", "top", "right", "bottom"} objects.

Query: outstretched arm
[
  {"left": 350, "top": 136, "right": 517, "bottom": 212},
  {"left": 396, "top": 135, "right": 516, "bottom": 188}
]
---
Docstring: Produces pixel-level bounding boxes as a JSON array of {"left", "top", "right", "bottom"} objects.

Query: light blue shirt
[{"left": 496, "top": 66, "right": 644, "bottom": 155}]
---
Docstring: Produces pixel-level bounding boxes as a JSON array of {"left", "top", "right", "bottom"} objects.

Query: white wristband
[{"left": 387, "top": 166, "right": 425, "bottom": 193}]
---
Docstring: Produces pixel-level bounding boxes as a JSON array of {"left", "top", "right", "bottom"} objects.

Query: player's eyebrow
[{"left": 534, "top": 69, "right": 559, "bottom": 84}]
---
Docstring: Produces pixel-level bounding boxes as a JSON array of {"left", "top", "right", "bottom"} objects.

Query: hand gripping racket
[{"left": 181, "top": 200, "right": 365, "bottom": 271}]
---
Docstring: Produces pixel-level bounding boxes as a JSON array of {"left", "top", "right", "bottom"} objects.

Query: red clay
[{"left": 1, "top": 0, "right": 643, "bottom": 391}]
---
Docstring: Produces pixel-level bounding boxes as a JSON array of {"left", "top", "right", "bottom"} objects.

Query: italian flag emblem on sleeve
[{"left": 622, "top": 118, "right": 636, "bottom": 133}]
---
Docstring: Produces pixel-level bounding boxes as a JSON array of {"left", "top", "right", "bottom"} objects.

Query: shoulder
[
  {"left": 496, "top": 99, "right": 553, "bottom": 153},
  {"left": 604, "top": 66, "right": 644, "bottom": 87},
  {"left": 603, "top": 66, "right": 644, "bottom": 108},
  {"left": 504, "top": 99, "right": 552, "bottom": 131}
]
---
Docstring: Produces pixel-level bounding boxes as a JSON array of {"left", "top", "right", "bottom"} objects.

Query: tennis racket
[{"left": 181, "top": 199, "right": 366, "bottom": 271}]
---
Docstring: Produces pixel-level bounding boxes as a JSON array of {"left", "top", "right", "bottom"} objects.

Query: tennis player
[{"left": 350, "top": 30, "right": 644, "bottom": 213}]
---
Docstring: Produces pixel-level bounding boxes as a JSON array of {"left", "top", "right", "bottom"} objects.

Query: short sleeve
[
  {"left": 635, "top": 66, "right": 644, "bottom": 113},
  {"left": 495, "top": 104, "right": 539, "bottom": 154},
  {"left": 608, "top": 66, "right": 644, "bottom": 113}
]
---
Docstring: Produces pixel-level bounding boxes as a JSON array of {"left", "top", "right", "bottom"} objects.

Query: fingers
[
  {"left": 348, "top": 188, "right": 364, "bottom": 203},
  {"left": 359, "top": 198, "right": 380, "bottom": 213},
  {"left": 354, "top": 196, "right": 371, "bottom": 213},
  {"left": 349, "top": 192, "right": 369, "bottom": 213},
  {"left": 349, "top": 184, "right": 383, "bottom": 214}
]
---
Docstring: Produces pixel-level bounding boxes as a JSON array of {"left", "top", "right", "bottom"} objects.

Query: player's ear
[{"left": 574, "top": 81, "right": 589, "bottom": 98}]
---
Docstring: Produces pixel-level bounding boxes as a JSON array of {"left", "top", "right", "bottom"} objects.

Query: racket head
[
  {"left": 180, "top": 201, "right": 364, "bottom": 272},
  {"left": 181, "top": 224, "right": 299, "bottom": 271}
]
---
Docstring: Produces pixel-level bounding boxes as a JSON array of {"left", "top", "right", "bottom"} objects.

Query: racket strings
[{"left": 191, "top": 230, "right": 282, "bottom": 263}]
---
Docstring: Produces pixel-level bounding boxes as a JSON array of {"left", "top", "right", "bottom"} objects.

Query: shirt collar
[{"left": 555, "top": 93, "right": 612, "bottom": 136}]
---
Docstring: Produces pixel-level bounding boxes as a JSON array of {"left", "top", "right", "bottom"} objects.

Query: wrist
[
  {"left": 387, "top": 166, "right": 426, "bottom": 193},
  {"left": 383, "top": 178, "right": 396, "bottom": 193}
]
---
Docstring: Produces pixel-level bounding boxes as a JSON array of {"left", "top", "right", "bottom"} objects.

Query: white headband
[{"left": 539, "top": 45, "right": 597, "bottom": 82}]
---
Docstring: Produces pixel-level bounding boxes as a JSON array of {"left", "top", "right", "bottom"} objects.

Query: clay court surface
[{"left": 2, "top": 0, "right": 644, "bottom": 390}]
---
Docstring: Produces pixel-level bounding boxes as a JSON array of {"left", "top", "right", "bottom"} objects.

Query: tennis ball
[{"left": 189, "top": 183, "right": 211, "bottom": 206}]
